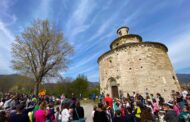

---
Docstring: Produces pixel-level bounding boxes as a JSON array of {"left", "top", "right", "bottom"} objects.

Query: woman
[
  {"left": 61, "top": 103, "right": 70, "bottom": 122},
  {"left": 152, "top": 99, "right": 159, "bottom": 117},
  {"left": 141, "top": 107, "right": 155, "bottom": 122},
  {"left": 93, "top": 103, "right": 109, "bottom": 122},
  {"left": 173, "top": 101, "right": 180, "bottom": 115},
  {"left": 73, "top": 101, "right": 85, "bottom": 122},
  {"left": 35, "top": 101, "right": 48, "bottom": 122}
]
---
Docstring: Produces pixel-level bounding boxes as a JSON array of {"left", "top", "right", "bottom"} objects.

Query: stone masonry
[{"left": 98, "top": 26, "right": 181, "bottom": 99}]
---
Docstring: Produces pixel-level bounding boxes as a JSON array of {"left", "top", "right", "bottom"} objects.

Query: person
[
  {"left": 125, "top": 107, "right": 135, "bottom": 122},
  {"left": 105, "top": 105, "right": 112, "bottom": 122},
  {"left": 104, "top": 94, "right": 113, "bottom": 109},
  {"left": 156, "top": 93, "right": 165, "bottom": 106},
  {"left": 35, "top": 101, "right": 48, "bottom": 122},
  {"left": 93, "top": 103, "right": 109, "bottom": 122},
  {"left": 55, "top": 106, "right": 61, "bottom": 122},
  {"left": 46, "top": 102, "right": 55, "bottom": 122},
  {"left": 182, "top": 89, "right": 188, "bottom": 99},
  {"left": 134, "top": 102, "right": 141, "bottom": 122},
  {"left": 113, "top": 110, "right": 124, "bottom": 122},
  {"left": 9, "top": 104, "right": 30, "bottom": 122},
  {"left": 113, "top": 99, "right": 120, "bottom": 114},
  {"left": 158, "top": 110, "right": 165, "bottom": 122},
  {"left": 0, "top": 111, "right": 8, "bottom": 122},
  {"left": 141, "top": 107, "right": 155, "bottom": 122},
  {"left": 173, "top": 101, "right": 180, "bottom": 115},
  {"left": 91, "top": 105, "right": 97, "bottom": 121},
  {"left": 92, "top": 93, "right": 96, "bottom": 102},
  {"left": 179, "top": 106, "right": 190, "bottom": 122},
  {"left": 146, "top": 101, "right": 153, "bottom": 114},
  {"left": 152, "top": 99, "right": 159, "bottom": 117},
  {"left": 73, "top": 101, "right": 85, "bottom": 122},
  {"left": 163, "top": 102, "right": 179, "bottom": 122},
  {"left": 0, "top": 98, "right": 4, "bottom": 109},
  {"left": 61, "top": 102, "right": 70, "bottom": 122}
]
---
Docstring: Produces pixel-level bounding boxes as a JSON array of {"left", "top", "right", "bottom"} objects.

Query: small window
[
  {"left": 119, "top": 31, "right": 122, "bottom": 36},
  {"left": 129, "top": 68, "right": 132, "bottom": 70},
  {"left": 141, "top": 66, "right": 143, "bottom": 68},
  {"left": 173, "top": 76, "right": 176, "bottom": 80},
  {"left": 139, "top": 58, "right": 141, "bottom": 60},
  {"left": 116, "top": 43, "right": 119, "bottom": 46}
]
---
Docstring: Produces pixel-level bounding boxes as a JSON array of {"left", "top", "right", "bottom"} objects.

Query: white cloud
[
  {"left": 66, "top": 65, "right": 97, "bottom": 75},
  {"left": 0, "top": 0, "right": 17, "bottom": 26},
  {"left": 65, "top": 0, "right": 97, "bottom": 39},
  {"left": 0, "top": 21, "right": 14, "bottom": 50},
  {"left": 123, "top": 1, "right": 181, "bottom": 27},
  {"left": 69, "top": 50, "right": 102, "bottom": 70},
  {"left": 0, "top": 20, "right": 15, "bottom": 74},
  {"left": 167, "top": 29, "right": 190, "bottom": 72}
]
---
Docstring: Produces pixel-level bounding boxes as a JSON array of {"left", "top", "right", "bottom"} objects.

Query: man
[
  {"left": 163, "top": 102, "right": 179, "bottom": 122},
  {"left": 104, "top": 94, "right": 113, "bottom": 109},
  {"left": 9, "top": 104, "right": 30, "bottom": 122}
]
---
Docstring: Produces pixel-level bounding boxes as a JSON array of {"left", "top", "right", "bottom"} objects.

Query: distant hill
[
  {"left": 0, "top": 73, "right": 189, "bottom": 85},
  {"left": 177, "top": 74, "right": 190, "bottom": 84},
  {"left": 0, "top": 74, "right": 32, "bottom": 83},
  {"left": 89, "top": 81, "right": 99, "bottom": 86}
]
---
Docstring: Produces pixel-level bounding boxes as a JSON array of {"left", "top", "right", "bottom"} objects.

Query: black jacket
[
  {"left": 164, "top": 110, "right": 179, "bottom": 122},
  {"left": 93, "top": 110, "right": 109, "bottom": 122},
  {"left": 73, "top": 107, "right": 84, "bottom": 120}
]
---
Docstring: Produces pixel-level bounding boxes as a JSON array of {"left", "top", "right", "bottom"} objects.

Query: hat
[
  {"left": 163, "top": 102, "right": 173, "bottom": 107},
  {"left": 32, "top": 98, "right": 37, "bottom": 102}
]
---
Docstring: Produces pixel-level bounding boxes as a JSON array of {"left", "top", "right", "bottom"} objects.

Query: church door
[{"left": 111, "top": 86, "right": 119, "bottom": 98}]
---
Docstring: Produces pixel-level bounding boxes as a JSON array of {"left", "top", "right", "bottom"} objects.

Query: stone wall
[{"left": 98, "top": 42, "right": 181, "bottom": 99}]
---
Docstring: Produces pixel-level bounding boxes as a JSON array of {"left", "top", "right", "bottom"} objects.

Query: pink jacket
[
  {"left": 173, "top": 105, "right": 180, "bottom": 115},
  {"left": 153, "top": 102, "right": 159, "bottom": 112}
]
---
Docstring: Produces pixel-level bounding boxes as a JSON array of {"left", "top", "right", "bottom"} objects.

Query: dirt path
[{"left": 81, "top": 103, "right": 94, "bottom": 122}]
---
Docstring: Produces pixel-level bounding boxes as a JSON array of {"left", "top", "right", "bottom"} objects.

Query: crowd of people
[
  {"left": 0, "top": 89, "right": 190, "bottom": 122},
  {"left": 0, "top": 93, "right": 84, "bottom": 122},
  {"left": 93, "top": 90, "right": 190, "bottom": 122}
]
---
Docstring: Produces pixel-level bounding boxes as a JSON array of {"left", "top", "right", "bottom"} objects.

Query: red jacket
[{"left": 104, "top": 97, "right": 113, "bottom": 108}]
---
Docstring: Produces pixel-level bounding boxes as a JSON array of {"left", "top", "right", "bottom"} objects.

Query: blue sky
[{"left": 0, "top": 0, "right": 190, "bottom": 82}]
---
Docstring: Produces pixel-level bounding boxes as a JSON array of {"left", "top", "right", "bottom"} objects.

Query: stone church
[{"left": 98, "top": 26, "right": 181, "bottom": 99}]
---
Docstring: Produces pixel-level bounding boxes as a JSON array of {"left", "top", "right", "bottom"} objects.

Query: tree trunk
[{"left": 34, "top": 82, "right": 40, "bottom": 96}]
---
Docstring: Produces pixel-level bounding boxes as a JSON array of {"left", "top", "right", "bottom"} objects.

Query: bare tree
[{"left": 11, "top": 19, "right": 73, "bottom": 95}]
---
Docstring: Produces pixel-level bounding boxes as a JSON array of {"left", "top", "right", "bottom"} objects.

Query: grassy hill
[{"left": 176, "top": 74, "right": 190, "bottom": 84}]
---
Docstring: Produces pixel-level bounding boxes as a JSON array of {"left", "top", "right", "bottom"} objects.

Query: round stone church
[{"left": 98, "top": 26, "right": 181, "bottom": 99}]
